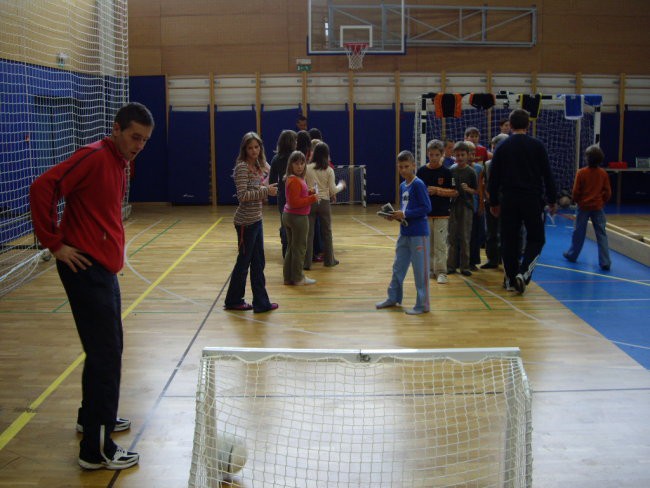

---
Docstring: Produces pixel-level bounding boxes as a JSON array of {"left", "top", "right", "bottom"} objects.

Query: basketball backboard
[{"left": 308, "top": 0, "right": 405, "bottom": 55}]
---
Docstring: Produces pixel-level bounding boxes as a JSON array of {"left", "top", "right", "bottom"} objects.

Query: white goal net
[
  {"left": 332, "top": 165, "right": 367, "bottom": 207},
  {"left": 413, "top": 93, "right": 600, "bottom": 196},
  {"left": 0, "top": 0, "right": 129, "bottom": 296},
  {"left": 189, "top": 347, "right": 532, "bottom": 488}
]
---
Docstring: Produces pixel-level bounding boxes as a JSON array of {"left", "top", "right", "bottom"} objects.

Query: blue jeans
[
  {"left": 386, "top": 235, "right": 430, "bottom": 312},
  {"left": 565, "top": 208, "right": 611, "bottom": 268},
  {"left": 225, "top": 220, "right": 272, "bottom": 311}
]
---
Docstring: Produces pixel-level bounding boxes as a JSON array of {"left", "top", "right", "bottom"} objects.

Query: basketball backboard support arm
[{"left": 308, "top": 2, "right": 536, "bottom": 55}]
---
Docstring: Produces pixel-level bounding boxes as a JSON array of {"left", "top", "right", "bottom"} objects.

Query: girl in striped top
[{"left": 224, "top": 132, "right": 279, "bottom": 313}]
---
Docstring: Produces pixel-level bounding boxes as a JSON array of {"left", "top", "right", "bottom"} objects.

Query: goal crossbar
[{"left": 202, "top": 346, "right": 523, "bottom": 362}]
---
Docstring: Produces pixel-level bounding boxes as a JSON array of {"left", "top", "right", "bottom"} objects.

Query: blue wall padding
[
  {"left": 214, "top": 109, "right": 257, "bottom": 205},
  {"left": 306, "top": 107, "right": 349, "bottom": 166},
  {"left": 168, "top": 110, "right": 211, "bottom": 204},
  {"left": 354, "top": 106, "right": 396, "bottom": 203},
  {"left": 400, "top": 105, "right": 416, "bottom": 155},
  {"left": 261, "top": 107, "right": 301, "bottom": 154},
  {"left": 599, "top": 112, "right": 619, "bottom": 164},
  {"left": 129, "top": 76, "right": 168, "bottom": 202},
  {"left": 623, "top": 110, "right": 650, "bottom": 166}
]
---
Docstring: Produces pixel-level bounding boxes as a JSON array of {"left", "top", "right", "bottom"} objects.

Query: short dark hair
[
  {"left": 509, "top": 109, "right": 529, "bottom": 130},
  {"left": 308, "top": 127, "right": 323, "bottom": 141},
  {"left": 585, "top": 144, "right": 605, "bottom": 168},
  {"left": 297, "top": 115, "right": 307, "bottom": 123},
  {"left": 427, "top": 139, "right": 444, "bottom": 152},
  {"left": 114, "top": 102, "right": 154, "bottom": 130},
  {"left": 453, "top": 141, "right": 471, "bottom": 153},
  {"left": 397, "top": 150, "right": 415, "bottom": 163}
]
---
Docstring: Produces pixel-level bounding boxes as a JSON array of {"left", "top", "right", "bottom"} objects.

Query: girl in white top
[{"left": 304, "top": 142, "right": 345, "bottom": 267}]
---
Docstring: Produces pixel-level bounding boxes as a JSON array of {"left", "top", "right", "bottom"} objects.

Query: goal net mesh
[
  {"left": 413, "top": 100, "right": 596, "bottom": 195},
  {"left": 0, "top": 0, "right": 129, "bottom": 296},
  {"left": 189, "top": 349, "right": 532, "bottom": 488},
  {"left": 332, "top": 165, "right": 367, "bottom": 207}
]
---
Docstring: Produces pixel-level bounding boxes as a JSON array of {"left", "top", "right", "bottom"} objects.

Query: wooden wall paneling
[
  {"left": 127, "top": 47, "right": 163, "bottom": 76},
  {"left": 129, "top": 15, "right": 162, "bottom": 47},
  {"left": 129, "top": 0, "right": 650, "bottom": 76}
]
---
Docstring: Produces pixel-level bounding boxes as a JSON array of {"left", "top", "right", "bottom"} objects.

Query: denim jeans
[
  {"left": 565, "top": 208, "right": 611, "bottom": 268},
  {"left": 225, "top": 220, "right": 272, "bottom": 311},
  {"left": 386, "top": 234, "right": 430, "bottom": 312}
]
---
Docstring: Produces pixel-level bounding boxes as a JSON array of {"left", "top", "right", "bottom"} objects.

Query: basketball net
[{"left": 343, "top": 42, "right": 369, "bottom": 70}]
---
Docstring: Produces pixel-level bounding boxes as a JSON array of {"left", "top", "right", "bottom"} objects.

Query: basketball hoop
[{"left": 343, "top": 42, "right": 369, "bottom": 70}]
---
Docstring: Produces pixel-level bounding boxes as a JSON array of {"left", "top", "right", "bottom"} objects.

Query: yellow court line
[
  {"left": 538, "top": 263, "right": 650, "bottom": 288},
  {"left": 0, "top": 218, "right": 222, "bottom": 451}
]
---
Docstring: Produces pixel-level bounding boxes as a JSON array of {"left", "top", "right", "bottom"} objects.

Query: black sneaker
[
  {"left": 480, "top": 262, "right": 498, "bottom": 269},
  {"left": 77, "top": 417, "right": 131, "bottom": 434},
  {"left": 79, "top": 445, "right": 139, "bottom": 470},
  {"left": 514, "top": 273, "right": 527, "bottom": 295},
  {"left": 460, "top": 269, "right": 472, "bottom": 277}
]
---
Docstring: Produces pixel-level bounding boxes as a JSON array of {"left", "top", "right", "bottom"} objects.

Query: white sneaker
[
  {"left": 437, "top": 274, "right": 448, "bottom": 284},
  {"left": 295, "top": 277, "right": 316, "bottom": 285},
  {"left": 515, "top": 274, "right": 527, "bottom": 295},
  {"left": 79, "top": 446, "right": 139, "bottom": 471}
]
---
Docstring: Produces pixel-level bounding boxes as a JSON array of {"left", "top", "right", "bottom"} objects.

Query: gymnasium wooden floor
[{"left": 1, "top": 203, "right": 649, "bottom": 487}]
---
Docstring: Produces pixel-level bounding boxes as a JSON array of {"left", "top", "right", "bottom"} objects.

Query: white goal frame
[{"left": 189, "top": 346, "right": 532, "bottom": 488}]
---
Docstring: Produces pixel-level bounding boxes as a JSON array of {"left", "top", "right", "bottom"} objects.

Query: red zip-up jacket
[{"left": 30, "top": 137, "right": 128, "bottom": 273}]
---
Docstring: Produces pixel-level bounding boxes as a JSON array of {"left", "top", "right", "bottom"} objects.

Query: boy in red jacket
[
  {"left": 563, "top": 145, "right": 612, "bottom": 270},
  {"left": 30, "top": 102, "right": 154, "bottom": 470}
]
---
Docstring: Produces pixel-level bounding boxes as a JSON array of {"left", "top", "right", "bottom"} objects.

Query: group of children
[
  {"left": 377, "top": 116, "right": 612, "bottom": 314},
  {"left": 224, "top": 115, "right": 612, "bottom": 316},
  {"left": 224, "top": 125, "right": 345, "bottom": 312}
]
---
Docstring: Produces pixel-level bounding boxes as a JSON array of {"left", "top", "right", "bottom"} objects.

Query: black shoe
[
  {"left": 469, "top": 265, "right": 479, "bottom": 271},
  {"left": 480, "top": 262, "right": 498, "bottom": 269},
  {"left": 601, "top": 265, "right": 610, "bottom": 271},
  {"left": 447, "top": 269, "right": 457, "bottom": 275},
  {"left": 514, "top": 273, "right": 527, "bottom": 295},
  {"left": 461, "top": 269, "right": 472, "bottom": 277},
  {"left": 562, "top": 252, "right": 576, "bottom": 263}
]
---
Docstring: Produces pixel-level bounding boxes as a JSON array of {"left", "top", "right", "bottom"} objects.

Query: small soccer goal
[
  {"left": 332, "top": 164, "right": 367, "bottom": 207},
  {"left": 188, "top": 347, "right": 532, "bottom": 488},
  {"left": 413, "top": 92, "right": 601, "bottom": 195}
]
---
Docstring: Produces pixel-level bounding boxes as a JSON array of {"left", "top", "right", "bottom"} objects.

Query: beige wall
[
  {"left": 129, "top": 0, "right": 650, "bottom": 76},
  {"left": 1, "top": 0, "right": 108, "bottom": 72}
]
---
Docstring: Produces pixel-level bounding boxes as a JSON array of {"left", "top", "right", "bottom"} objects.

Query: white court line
[
  {"left": 464, "top": 277, "right": 650, "bottom": 351},
  {"left": 352, "top": 216, "right": 397, "bottom": 242},
  {"left": 124, "top": 219, "right": 204, "bottom": 307}
]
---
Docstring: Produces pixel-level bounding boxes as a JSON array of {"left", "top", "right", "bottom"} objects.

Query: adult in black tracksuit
[{"left": 488, "top": 109, "right": 557, "bottom": 294}]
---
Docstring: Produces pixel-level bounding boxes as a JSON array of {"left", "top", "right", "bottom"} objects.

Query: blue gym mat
[{"left": 534, "top": 206, "right": 650, "bottom": 369}]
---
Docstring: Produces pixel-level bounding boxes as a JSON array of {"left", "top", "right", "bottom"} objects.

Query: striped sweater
[{"left": 233, "top": 161, "right": 269, "bottom": 226}]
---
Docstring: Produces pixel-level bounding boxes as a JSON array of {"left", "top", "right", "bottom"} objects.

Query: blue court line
[{"left": 533, "top": 211, "right": 650, "bottom": 369}]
